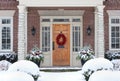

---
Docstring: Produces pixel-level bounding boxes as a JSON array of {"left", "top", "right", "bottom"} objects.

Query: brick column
[
  {"left": 95, "top": 6, "right": 105, "bottom": 57},
  {"left": 17, "top": 5, "right": 26, "bottom": 60}
]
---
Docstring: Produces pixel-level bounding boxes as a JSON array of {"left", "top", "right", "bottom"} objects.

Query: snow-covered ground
[
  {"left": 1, "top": 58, "right": 120, "bottom": 81},
  {"left": 38, "top": 71, "right": 85, "bottom": 81}
]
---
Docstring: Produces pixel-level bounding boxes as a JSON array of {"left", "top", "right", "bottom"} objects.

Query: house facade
[{"left": 0, "top": 0, "right": 120, "bottom": 67}]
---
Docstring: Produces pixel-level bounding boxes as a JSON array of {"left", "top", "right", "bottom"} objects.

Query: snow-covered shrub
[
  {"left": 26, "top": 45, "right": 44, "bottom": 67},
  {"left": 89, "top": 71, "right": 120, "bottom": 81},
  {"left": 0, "top": 71, "right": 34, "bottom": 81},
  {"left": 8, "top": 60, "right": 40, "bottom": 81},
  {"left": 111, "top": 59, "right": 120, "bottom": 71},
  {"left": 0, "top": 60, "right": 11, "bottom": 71},
  {"left": 0, "top": 52, "right": 17, "bottom": 63},
  {"left": 81, "top": 58, "right": 113, "bottom": 81},
  {"left": 76, "top": 46, "right": 94, "bottom": 65},
  {"left": 105, "top": 50, "right": 120, "bottom": 60}
]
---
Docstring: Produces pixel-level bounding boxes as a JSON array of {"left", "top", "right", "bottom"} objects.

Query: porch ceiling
[{"left": 17, "top": 0, "right": 105, "bottom": 7}]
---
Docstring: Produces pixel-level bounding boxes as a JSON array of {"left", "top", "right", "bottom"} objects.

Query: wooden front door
[{"left": 53, "top": 24, "right": 70, "bottom": 66}]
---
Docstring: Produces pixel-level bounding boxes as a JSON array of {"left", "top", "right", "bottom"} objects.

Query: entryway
[{"left": 40, "top": 16, "right": 83, "bottom": 67}]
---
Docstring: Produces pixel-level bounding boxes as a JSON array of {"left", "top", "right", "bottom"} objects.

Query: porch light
[
  {"left": 31, "top": 26, "right": 36, "bottom": 36},
  {"left": 87, "top": 26, "right": 91, "bottom": 36}
]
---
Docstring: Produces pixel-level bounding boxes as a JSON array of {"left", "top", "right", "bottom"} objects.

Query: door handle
[{"left": 53, "top": 41, "right": 55, "bottom": 50}]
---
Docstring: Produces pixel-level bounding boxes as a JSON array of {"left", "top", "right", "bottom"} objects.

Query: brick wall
[{"left": 27, "top": 9, "right": 40, "bottom": 52}]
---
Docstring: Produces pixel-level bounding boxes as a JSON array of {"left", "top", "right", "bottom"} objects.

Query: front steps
[{"left": 40, "top": 67, "right": 81, "bottom": 72}]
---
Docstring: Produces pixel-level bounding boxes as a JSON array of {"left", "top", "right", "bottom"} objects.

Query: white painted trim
[
  {"left": 18, "top": 0, "right": 104, "bottom": 7},
  {"left": 107, "top": 10, "right": 120, "bottom": 16},
  {"left": 0, "top": 10, "right": 15, "bottom": 17},
  {"left": 38, "top": 10, "right": 85, "bottom": 16}
]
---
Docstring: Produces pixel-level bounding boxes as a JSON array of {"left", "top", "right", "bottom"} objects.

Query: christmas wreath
[{"left": 56, "top": 33, "right": 66, "bottom": 46}]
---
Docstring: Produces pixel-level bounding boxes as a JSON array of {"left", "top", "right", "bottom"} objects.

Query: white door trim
[{"left": 40, "top": 16, "right": 83, "bottom": 66}]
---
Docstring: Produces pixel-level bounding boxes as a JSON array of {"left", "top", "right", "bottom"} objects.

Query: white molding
[
  {"left": 107, "top": 10, "right": 120, "bottom": 16},
  {"left": 38, "top": 10, "right": 84, "bottom": 16},
  {"left": 0, "top": 10, "right": 15, "bottom": 17},
  {"left": 18, "top": 0, "right": 104, "bottom": 7}
]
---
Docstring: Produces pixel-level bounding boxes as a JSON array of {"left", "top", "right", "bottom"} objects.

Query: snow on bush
[
  {"left": 81, "top": 58, "right": 113, "bottom": 81},
  {"left": 0, "top": 52, "right": 17, "bottom": 63},
  {"left": 111, "top": 59, "right": 120, "bottom": 71},
  {"left": 0, "top": 71, "right": 34, "bottom": 81},
  {"left": 0, "top": 60, "right": 11, "bottom": 71},
  {"left": 8, "top": 60, "right": 40, "bottom": 81},
  {"left": 89, "top": 71, "right": 120, "bottom": 81}
]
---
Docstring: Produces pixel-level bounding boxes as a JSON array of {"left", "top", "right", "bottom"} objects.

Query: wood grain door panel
[{"left": 53, "top": 24, "right": 70, "bottom": 66}]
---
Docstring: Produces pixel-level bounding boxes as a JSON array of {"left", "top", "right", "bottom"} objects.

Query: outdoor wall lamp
[
  {"left": 31, "top": 26, "right": 36, "bottom": 36},
  {"left": 87, "top": 26, "right": 91, "bottom": 36}
]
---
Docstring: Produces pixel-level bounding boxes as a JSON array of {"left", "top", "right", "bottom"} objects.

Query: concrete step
[{"left": 40, "top": 67, "right": 81, "bottom": 72}]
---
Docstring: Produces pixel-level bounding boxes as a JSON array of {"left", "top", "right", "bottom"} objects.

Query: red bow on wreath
[{"left": 56, "top": 33, "right": 66, "bottom": 46}]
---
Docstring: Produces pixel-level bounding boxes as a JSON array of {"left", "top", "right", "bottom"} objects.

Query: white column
[
  {"left": 95, "top": 6, "right": 105, "bottom": 57},
  {"left": 17, "top": 5, "right": 26, "bottom": 60}
]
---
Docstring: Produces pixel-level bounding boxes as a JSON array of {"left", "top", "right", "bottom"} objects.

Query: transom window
[
  {"left": 0, "top": 18, "right": 13, "bottom": 51},
  {"left": 53, "top": 19, "right": 69, "bottom": 22},
  {"left": 110, "top": 17, "right": 120, "bottom": 49}
]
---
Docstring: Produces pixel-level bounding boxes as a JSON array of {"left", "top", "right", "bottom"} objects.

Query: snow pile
[
  {"left": 0, "top": 71, "right": 34, "bottom": 81},
  {"left": 81, "top": 58, "right": 113, "bottom": 81},
  {"left": 0, "top": 60, "right": 11, "bottom": 71},
  {"left": 8, "top": 60, "right": 40, "bottom": 81},
  {"left": 111, "top": 59, "right": 120, "bottom": 71},
  {"left": 89, "top": 71, "right": 120, "bottom": 81}
]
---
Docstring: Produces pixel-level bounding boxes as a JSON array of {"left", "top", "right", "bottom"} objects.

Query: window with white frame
[
  {"left": 0, "top": 18, "right": 13, "bottom": 51},
  {"left": 72, "top": 25, "right": 81, "bottom": 52},
  {"left": 110, "top": 17, "right": 120, "bottom": 49},
  {"left": 42, "top": 26, "right": 50, "bottom": 52}
]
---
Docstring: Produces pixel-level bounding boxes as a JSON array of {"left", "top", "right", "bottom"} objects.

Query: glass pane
[
  {"left": 2, "top": 19, "right": 6, "bottom": 24},
  {"left": 7, "top": 19, "right": 11, "bottom": 24},
  {"left": 53, "top": 19, "right": 69, "bottom": 22},
  {"left": 111, "top": 27, "right": 115, "bottom": 31},
  {"left": 42, "top": 19, "right": 50, "bottom": 22},
  {"left": 116, "top": 32, "right": 119, "bottom": 37},
  {"left": 2, "top": 19, "right": 11, "bottom": 24},
  {"left": 72, "top": 19, "right": 81, "bottom": 22},
  {"left": 111, "top": 38, "right": 115, "bottom": 43},
  {"left": 111, "top": 44, "right": 115, "bottom": 48},
  {"left": 116, "top": 44, "right": 120, "bottom": 48}
]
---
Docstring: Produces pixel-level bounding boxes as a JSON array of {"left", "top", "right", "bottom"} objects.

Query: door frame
[{"left": 40, "top": 16, "right": 83, "bottom": 66}]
